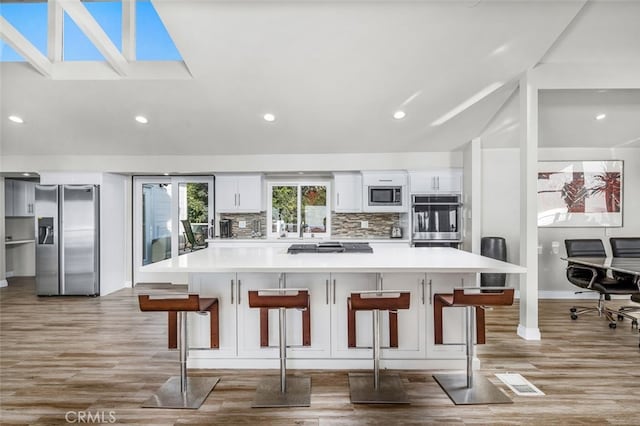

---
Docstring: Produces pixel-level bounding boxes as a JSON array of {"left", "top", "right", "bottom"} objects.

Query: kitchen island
[{"left": 141, "top": 245, "right": 525, "bottom": 370}]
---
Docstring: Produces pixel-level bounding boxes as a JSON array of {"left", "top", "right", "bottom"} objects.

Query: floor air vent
[{"left": 495, "top": 373, "right": 544, "bottom": 396}]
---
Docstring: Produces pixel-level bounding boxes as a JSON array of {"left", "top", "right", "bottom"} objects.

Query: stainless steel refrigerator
[{"left": 35, "top": 185, "right": 100, "bottom": 296}]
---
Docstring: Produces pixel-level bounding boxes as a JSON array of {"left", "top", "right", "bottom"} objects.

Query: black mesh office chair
[
  {"left": 181, "top": 220, "right": 208, "bottom": 252},
  {"left": 610, "top": 237, "right": 640, "bottom": 327},
  {"left": 565, "top": 239, "right": 639, "bottom": 328}
]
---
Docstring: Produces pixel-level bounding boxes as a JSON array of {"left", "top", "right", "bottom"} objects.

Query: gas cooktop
[{"left": 287, "top": 241, "right": 373, "bottom": 254}]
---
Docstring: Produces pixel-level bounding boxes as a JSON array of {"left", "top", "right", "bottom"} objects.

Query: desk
[{"left": 565, "top": 257, "right": 640, "bottom": 286}]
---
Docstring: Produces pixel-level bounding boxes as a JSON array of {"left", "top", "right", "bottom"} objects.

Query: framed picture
[{"left": 537, "top": 160, "right": 622, "bottom": 227}]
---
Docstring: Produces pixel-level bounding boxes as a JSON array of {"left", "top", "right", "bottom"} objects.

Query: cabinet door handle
[
  {"left": 237, "top": 279, "right": 242, "bottom": 304},
  {"left": 238, "top": 193, "right": 241, "bottom": 206},
  {"left": 230, "top": 279, "right": 234, "bottom": 304},
  {"left": 325, "top": 279, "right": 329, "bottom": 305},
  {"left": 333, "top": 279, "right": 336, "bottom": 304},
  {"left": 234, "top": 193, "right": 237, "bottom": 206},
  {"left": 378, "top": 179, "right": 392, "bottom": 182},
  {"left": 428, "top": 279, "right": 433, "bottom": 305},
  {"left": 337, "top": 193, "right": 340, "bottom": 207},
  {"left": 437, "top": 176, "right": 440, "bottom": 190},
  {"left": 421, "top": 279, "right": 425, "bottom": 304}
]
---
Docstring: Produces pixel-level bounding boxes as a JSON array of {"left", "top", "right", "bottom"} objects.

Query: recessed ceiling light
[
  {"left": 135, "top": 115, "right": 149, "bottom": 124},
  {"left": 393, "top": 110, "right": 406, "bottom": 120},
  {"left": 595, "top": 113, "right": 606, "bottom": 120},
  {"left": 163, "top": 172, "right": 170, "bottom": 176},
  {"left": 8, "top": 115, "right": 24, "bottom": 124},
  {"left": 263, "top": 113, "right": 276, "bottom": 122},
  {"left": 22, "top": 173, "right": 31, "bottom": 176}
]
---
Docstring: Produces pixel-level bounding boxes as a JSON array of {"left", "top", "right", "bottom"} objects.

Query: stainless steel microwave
[{"left": 368, "top": 186, "right": 403, "bottom": 206}]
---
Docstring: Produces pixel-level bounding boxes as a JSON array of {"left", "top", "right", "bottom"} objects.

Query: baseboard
[
  {"left": 0, "top": 279, "right": 8, "bottom": 288},
  {"left": 5, "top": 271, "right": 14, "bottom": 278}
]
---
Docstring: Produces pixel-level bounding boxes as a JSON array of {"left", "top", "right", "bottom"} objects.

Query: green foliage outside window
[
  {"left": 272, "top": 186, "right": 297, "bottom": 226},
  {"left": 187, "top": 183, "right": 208, "bottom": 223}
]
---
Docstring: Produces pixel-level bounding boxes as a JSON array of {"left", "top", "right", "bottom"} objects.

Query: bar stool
[
  {"left": 138, "top": 294, "right": 220, "bottom": 409},
  {"left": 348, "top": 290, "right": 411, "bottom": 404},
  {"left": 248, "top": 288, "right": 311, "bottom": 407},
  {"left": 432, "top": 287, "right": 514, "bottom": 405}
]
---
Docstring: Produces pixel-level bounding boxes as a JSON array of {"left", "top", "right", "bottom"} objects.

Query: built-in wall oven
[{"left": 411, "top": 194, "right": 462, "bottom": 247}]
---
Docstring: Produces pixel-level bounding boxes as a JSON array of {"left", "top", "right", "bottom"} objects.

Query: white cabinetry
[
  {"left": 189, "top": 273, "right": 238, "bottom": 358},
  {"left": 4, "top": 180, "right": 35, "bottom": 217},
  {"left": 284, "top": 273, "right": 332, "bottom": 359},
  {"left": 236, "top": 273, "right": 281, "bottom": 358},
  {"left": 380, "top": 273, "right": 426, "bottom": 359},
  {"left": 333, "top": 172, "right": 362, "bottom": 212},
  {"left": 409, "top": 169, "right": 462, "bottom": 194},
  {"left": 215, "top": 175, "right": 262, "bottom": 213},
  {"left": 330, "top": 273, "right": 377, "bottom": 359},
  {"left": 425, "top": 273, "right": 472, "bottom": 358}
]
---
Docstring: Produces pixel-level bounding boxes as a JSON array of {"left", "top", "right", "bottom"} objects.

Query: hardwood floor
[{"left": 1, "top": 277, "right": 639, "bottom": 425}]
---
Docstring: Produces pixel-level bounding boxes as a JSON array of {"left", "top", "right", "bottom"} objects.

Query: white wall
[
  {"left": 482, "top": 147, "right": 640, "bottom": 297},
  {"left": 100, "top": 173, "right": 131, "bottom": 296},
  {"left": 2, "top": 152, "right": 463, "bottom": 174}
]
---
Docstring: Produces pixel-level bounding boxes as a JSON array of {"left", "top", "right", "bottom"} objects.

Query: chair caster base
[
  {"left": 142, "top": 376, "right": 220, "bottom": 409},
  {"left": 433, "top": 373, "right": 512, "bottom": 405},
  {"left": 348, "top": 373, "right": 409, "bottom": 404},
  {"left": 252, "top": 376, "right": 311, "bottom": 408}
]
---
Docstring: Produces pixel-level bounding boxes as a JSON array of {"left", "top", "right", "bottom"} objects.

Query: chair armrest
[{"left": 567, "top": 264, "right": 598, "bottom": 289}]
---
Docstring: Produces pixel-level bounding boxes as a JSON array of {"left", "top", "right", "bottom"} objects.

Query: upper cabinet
[
  {"left": 215, "top": 175, "right": 263, "bottom": 213},
  {"left": 409, "top": 169, "right": 462, "bottom": 194},
  {"left": 333, "top": 172, "right": 362, "bottom": 213},
  {"left": 5, "top": 179, "right": 36, "bottom": 217}
]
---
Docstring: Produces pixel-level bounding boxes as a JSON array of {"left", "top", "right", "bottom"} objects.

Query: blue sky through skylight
[{"left": 0, "top": 0, "right": 181, "bottom": 62}]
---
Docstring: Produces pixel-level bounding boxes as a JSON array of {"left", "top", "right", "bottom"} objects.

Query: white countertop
[
  {"left": 141, "top": 245, "right": 526, "bottom": 274},
  {"left": 206, "top": 238, "right": 411, "bottom": 245}
]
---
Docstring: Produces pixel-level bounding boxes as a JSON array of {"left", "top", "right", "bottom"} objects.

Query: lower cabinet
[
  {"left": 330, "top": 273, "right": 377, "bottom": 359},
  {"left": 188, "top": 271, "right": 473, "bottom": 362},
  {"left": 380, "top": 273, "right": 426, "bottom": 359},
  {"left": 189, "top": 272, "right": 237, "bottom": 358},
  {"left": 425, "top": 273, "right": 474, "bottom": 358}
]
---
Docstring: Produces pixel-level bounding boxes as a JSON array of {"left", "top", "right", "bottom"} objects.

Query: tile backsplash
[
  {"left": 331, "top": 212, "right": 402, "bottom": 239},
  {"left": 219, "top": 212, "right": 267, "bottom": 239}
]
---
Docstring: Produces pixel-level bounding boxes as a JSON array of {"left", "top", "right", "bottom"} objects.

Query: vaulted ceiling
[{"left": 1, "top": 0, "right": 639, "bottom": 158}]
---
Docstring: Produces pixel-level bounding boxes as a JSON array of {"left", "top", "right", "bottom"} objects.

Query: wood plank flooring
[{"left": 1, "top": 277, "right": 639, "bottom": 425}]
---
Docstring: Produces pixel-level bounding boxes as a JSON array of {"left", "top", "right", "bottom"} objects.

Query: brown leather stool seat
[
  {"left": 432, "top": 287, "right": 514, "bottom": 405},
  {"left": 138, "top": 293, "right": 220, "bottom": 409},
  {"left": 347, "top": 290, "right": 411, "bottom": 404},
  {"left": 248, "top": 288, "right": 311, "bottom": 408}
]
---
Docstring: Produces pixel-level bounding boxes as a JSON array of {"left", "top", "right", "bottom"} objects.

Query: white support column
[
  {"left": 122, "top": 0, "right": 136, "bottom": 61},
  {"left": 470, "top": 138, "right": 482, "bottom": 255},
  {"left": 0, "top": 177, "right": 7, "bottom": 288},
  {"left": 517, "top": 72, "right": 541, "bottom": 341},
  {"left": 47, "top": 0, "right": 63, "bottom": 62}
]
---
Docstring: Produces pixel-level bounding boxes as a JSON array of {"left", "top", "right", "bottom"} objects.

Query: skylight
[{"left": 0, "top": 0, "right": 182, "bottom": 63}]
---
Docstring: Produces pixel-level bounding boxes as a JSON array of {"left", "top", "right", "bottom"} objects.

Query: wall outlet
[
  {"left": 238, "top": 220, "right": 246, "bottom": 229},
  {"left": 360, "top": 221, "right": 368, "bottom": 229}
]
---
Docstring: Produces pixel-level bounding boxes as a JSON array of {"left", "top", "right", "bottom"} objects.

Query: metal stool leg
[
  {"left": 142, "top": 311, "right": 220, "bottom": 409},
  {"left": 433, "top": 305, "right": 511, "bottom": 405},
  {"left": 349, "top": 308, "right": 409, "bottom": 404},
  {"left": 251, "top": 290, "right": 310, "bottom": 408},
  {"left": 279, "top": 307, "right": 286, "bottom": 393}
]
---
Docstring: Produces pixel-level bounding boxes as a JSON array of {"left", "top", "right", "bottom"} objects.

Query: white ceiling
[{"left": 1, "top": 0, "right": 639, "bottom": 158}]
